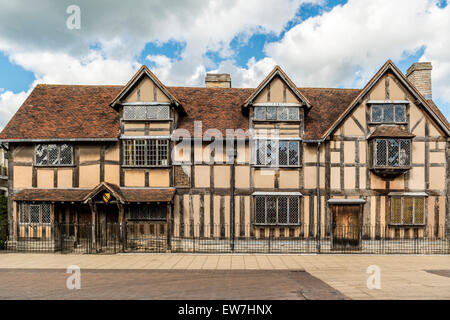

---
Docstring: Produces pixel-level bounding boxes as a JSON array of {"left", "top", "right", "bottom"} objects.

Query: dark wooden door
[{"left": 332, "top": 205, "right": 361, "bottom": 250}]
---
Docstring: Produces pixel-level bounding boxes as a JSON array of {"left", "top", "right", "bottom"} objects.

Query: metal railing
[{"left": 0, "top": 222, "right": 449, "bottom": 255}]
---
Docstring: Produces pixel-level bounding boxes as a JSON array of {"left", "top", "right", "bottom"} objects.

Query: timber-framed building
[{"left": 0, "top": 60, "right": 449, "bottom": 253}]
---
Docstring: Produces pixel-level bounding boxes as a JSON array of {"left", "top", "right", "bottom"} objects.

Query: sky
[{"left": 0, "top": 0, "right": 449, "bottom": 129}]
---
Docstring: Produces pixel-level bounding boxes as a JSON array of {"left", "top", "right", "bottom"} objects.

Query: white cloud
[{"left": 0, "top": 89, "right": 29, "bottom": 130}]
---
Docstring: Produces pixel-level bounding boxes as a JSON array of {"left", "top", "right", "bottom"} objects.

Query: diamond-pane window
[
  {"left": 19, "top": 204, "right": 29, "bottom": 223},
  {"left": 391, "top": 197, "right": 426, "bottom": 225},
  {"left": 41, "top": 204, "right": 51, "bottom": 223},
  {"left": 371, "top": 105, "right": 383, "bottom": 122},
  {"left": 289, "top": 197, "right": 299, "bottom": 224},
  {"left": 278, "top": 197, "right": 288, "bottom": 224},
  {"left": 383, "top": 104, "right": 395, "bottom": 122},
  {"left": 255, "top": 107, "right": 266, "bottom": 120},
  {"left": 30, "top": 205, "right": 40, "bottom": 223},
  {"left": 254, "top": 196, "right": 300, "bottom": 225},
  {"left": 60, "top": 144, "right": 72, "bottom": 165},
  {"left": 289, "top": 141, "right": 299, "bottom": 165},
  {"left": 266, "top": 107, "right": 277, "bottom": 120},
  {"left": 387, "top": 139, "right": 399, "bottom": 166},
  {"left": 123, "top": 106, "right": 136, "bottom": 120},
  {"left": 288, "top": 107, "right": 299, "bottom": 120},
  {"left": 277, "top": 107, "right": 288, "bottom": 120},
  {"left": 36, "top": 144, "right": 48, "bottom": 165},
  {"left": 266, "top": 196, "right": 277, "bottom": 224},
  {"left": 255, "top": 197, "right": 266, "bottom": 224},
  {"left": 375, "top": 139, "right": 411, "bottom": 168},
  {"left": 48, "top": 144, "right": 58, "bottom": 165},
  {"left": 395, "top": 104, "right": 406, "bottom": 122},
  {"left": 279, "top": 141, "right": 288, "bottom": 166}
]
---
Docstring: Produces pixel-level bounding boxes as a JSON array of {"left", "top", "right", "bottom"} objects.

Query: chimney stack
[
  {"left": 205, "top": 73, "right": 231, "bottom": 88},
  {"left": 406, "top": 62, "right": 432, "bottom": 99}
]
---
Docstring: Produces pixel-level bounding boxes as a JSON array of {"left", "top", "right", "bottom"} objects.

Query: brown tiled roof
[
  {"left": 0, "top": 82, "right": 446, "bottom": 142},
  {"left": 300, "top": 88, "right": 362, "bottom": 140},
  {"left": 169, "top": 87, "right": 253, "bottom": 136},
  {"left": 368, "top": 125, "right": 416, "bottom": 139},
  {"left": 0, "top": 84, "right": 122, "bottom": 141},
  {"left": 120, "top": 188, "right": 176, "bottom": 202},
  {"left": 12, "top": 189, "right": 90, "bottom": 202},
  {"left": 12, "top": 187, "right": 176, "bottom": 203}
]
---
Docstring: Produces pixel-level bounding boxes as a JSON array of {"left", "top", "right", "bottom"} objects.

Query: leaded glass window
[
  {"left": 255, "top": 140, "right": 301, "bottom": 166},
  {"left": 123, "top": 105, "right": 170, "bottom": 120},
  {"left": 123, "top": 139, "right": 169, "bottom": 166},
  {"left": 35, "top": 144, "right": 73, "bottom": 166},
  {"left": 254, "top": 196, "right": 301, "bottom": 225},
  {"left": 374, "top": 139, "right": 411, "bottom": 167},
  {"left": 391, "top": 197, "right": 425, "bottom": 225},
  {"left": 371, "top": 104, "right": 406, "bottom": 123}
]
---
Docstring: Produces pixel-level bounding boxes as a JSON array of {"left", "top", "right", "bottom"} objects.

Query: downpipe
[{"left": 316, "top": 141, "right": 322, "bottom": 253}]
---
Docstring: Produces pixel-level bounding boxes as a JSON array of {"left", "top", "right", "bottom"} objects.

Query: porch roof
[{"left": 12, "top": 186, "right": 177, "bottom": 203}]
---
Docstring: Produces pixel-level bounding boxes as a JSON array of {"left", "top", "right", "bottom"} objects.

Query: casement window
[
  {"left": 19, "top": 203, "right": 51, "bottom": 224},
  {"left": 35, "top": 144, "right": 73, "bottom": 166},
  {"left": 127, "top": 204, "right": 167, "bottom": 220},
  {"left": 391, "top": 197, "right": 425, "bottom": 225},
  {"left": 123, "top": 139, "right": 169, "bottom": 166},
  {"left": 374, "top": 139, "right": 411, "bottom": 167},
  {"left": 255, "top": 140, "right": 300, "bottom": 166},
  {"left": 123, "top": 105, "right": 170, "bottom": 120},
  {"left": 255, "top": 195, "right": 300, "bottom": 225},
  {"left": 371, "top": 104, "right": 406, "bottom": 123},
  {"left": 254, "top": 106, "right": 300, "bottom": 121}
]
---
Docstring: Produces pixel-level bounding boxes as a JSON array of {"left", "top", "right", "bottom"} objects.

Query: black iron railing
[{"left": 0, "top": 222, "right": 449, "bottom": 255}]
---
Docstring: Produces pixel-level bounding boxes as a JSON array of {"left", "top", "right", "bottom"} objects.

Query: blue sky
[{"left": 0, "top": 0, "right": 448, "bottom": 125}]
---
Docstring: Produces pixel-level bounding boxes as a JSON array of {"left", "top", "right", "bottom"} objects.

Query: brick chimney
[
  {"left": 406, "top": 62, "right": 432, "bottom": 99},
  {"left": 205, "top": 73, "right": 231, "bottom": 88}
]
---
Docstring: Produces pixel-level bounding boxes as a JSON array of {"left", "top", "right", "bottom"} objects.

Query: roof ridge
[{"left": 37, "top": 84, "right": 124, "bottom": 87}]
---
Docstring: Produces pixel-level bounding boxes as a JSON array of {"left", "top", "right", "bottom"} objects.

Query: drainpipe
[
  {"left": 316, "top": 141, "right": 322, "bottom": 253},
  {"left": 228, "top": 141, "right": 237, "bottom": 252}
]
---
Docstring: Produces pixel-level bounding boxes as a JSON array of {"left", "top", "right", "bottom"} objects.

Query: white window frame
[{"left": 390, "top": 196, "right": 426, "bottom": 226}]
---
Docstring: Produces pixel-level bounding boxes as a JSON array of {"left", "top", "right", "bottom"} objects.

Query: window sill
[
  {"left": 368, "top": 122, "right": 408, "bottom": 125},
  {"left": 122, "top": 165, "right": 171, "bottom": 169},
  {"left": 388, "top": 224, "right": 426, "bottom": 228},
  {"left": 253, "top": 223, "right": 301, "bottom": 227},
  {"left": 34, "top": 165, "right": 75, "bottom": 168},
  {"left": 252, "top": 165, "right": 302, "bottom": 169}
]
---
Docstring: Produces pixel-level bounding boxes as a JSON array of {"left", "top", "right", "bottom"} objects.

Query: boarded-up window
[
  {"left": 254, "top": 196, "right": 300, "bottom": 225},
  {"left": 390, "top": 197, "right": 426, "bottom": 225}
]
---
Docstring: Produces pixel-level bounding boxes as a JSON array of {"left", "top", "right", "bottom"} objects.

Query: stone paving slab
[
  {"left": 0, "top": 269, "right": 346, "bottom": 300},
  {"left": 0, "top": 253, "right": 449, "bottom": 299}
]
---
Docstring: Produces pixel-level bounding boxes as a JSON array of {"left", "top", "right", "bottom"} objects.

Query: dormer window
[
  {"left": 254, "top": 106, "right": 299, "bottom": 121},
  {"left": 371, "top": 103, "right": 406, "bottom": 123},
  {"left": 123, "top": 104, "right": 170, "bottom": 121}
]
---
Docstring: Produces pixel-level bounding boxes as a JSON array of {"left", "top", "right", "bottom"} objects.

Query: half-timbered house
[{"left": 0, "top": 59, "right": 448, "bottom": 253}]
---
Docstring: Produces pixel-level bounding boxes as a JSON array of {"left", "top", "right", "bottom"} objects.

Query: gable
[
  {"left": 243, "top": 66, "right": 312, "bottom": 109},
  {"left": 324, "top": 60, "right": 450, "bottom": 139},
  {"left": 254, "top": 75, "right": 302, "bottom": 104},
  {"left": 123, "top": 75, "right": 170, "bottom": 103}
]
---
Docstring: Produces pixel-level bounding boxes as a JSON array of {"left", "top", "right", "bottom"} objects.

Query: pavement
[{"left": 0, "top": 253, "right": 449, "bottom": 300}]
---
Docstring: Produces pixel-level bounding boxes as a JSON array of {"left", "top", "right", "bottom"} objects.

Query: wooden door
[{"left": 332, "top": 205, "right": 361, "bottom": 250}]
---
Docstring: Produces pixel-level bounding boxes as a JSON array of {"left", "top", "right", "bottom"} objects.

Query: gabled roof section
[
  {"left": 83, "top": 182, "right": 125, "bottom": 204},
  {"left": 110, "top": 65, "right": 185, "bottom": 114},
  {"left": 243, "top": 65, "right": 312, "bottom": 109},
  {"left": 367, "top": 125, "right": 416, "bottom": 139},
  {"left": 322, "top": 60, "right": 450, "bottom": 139}
]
